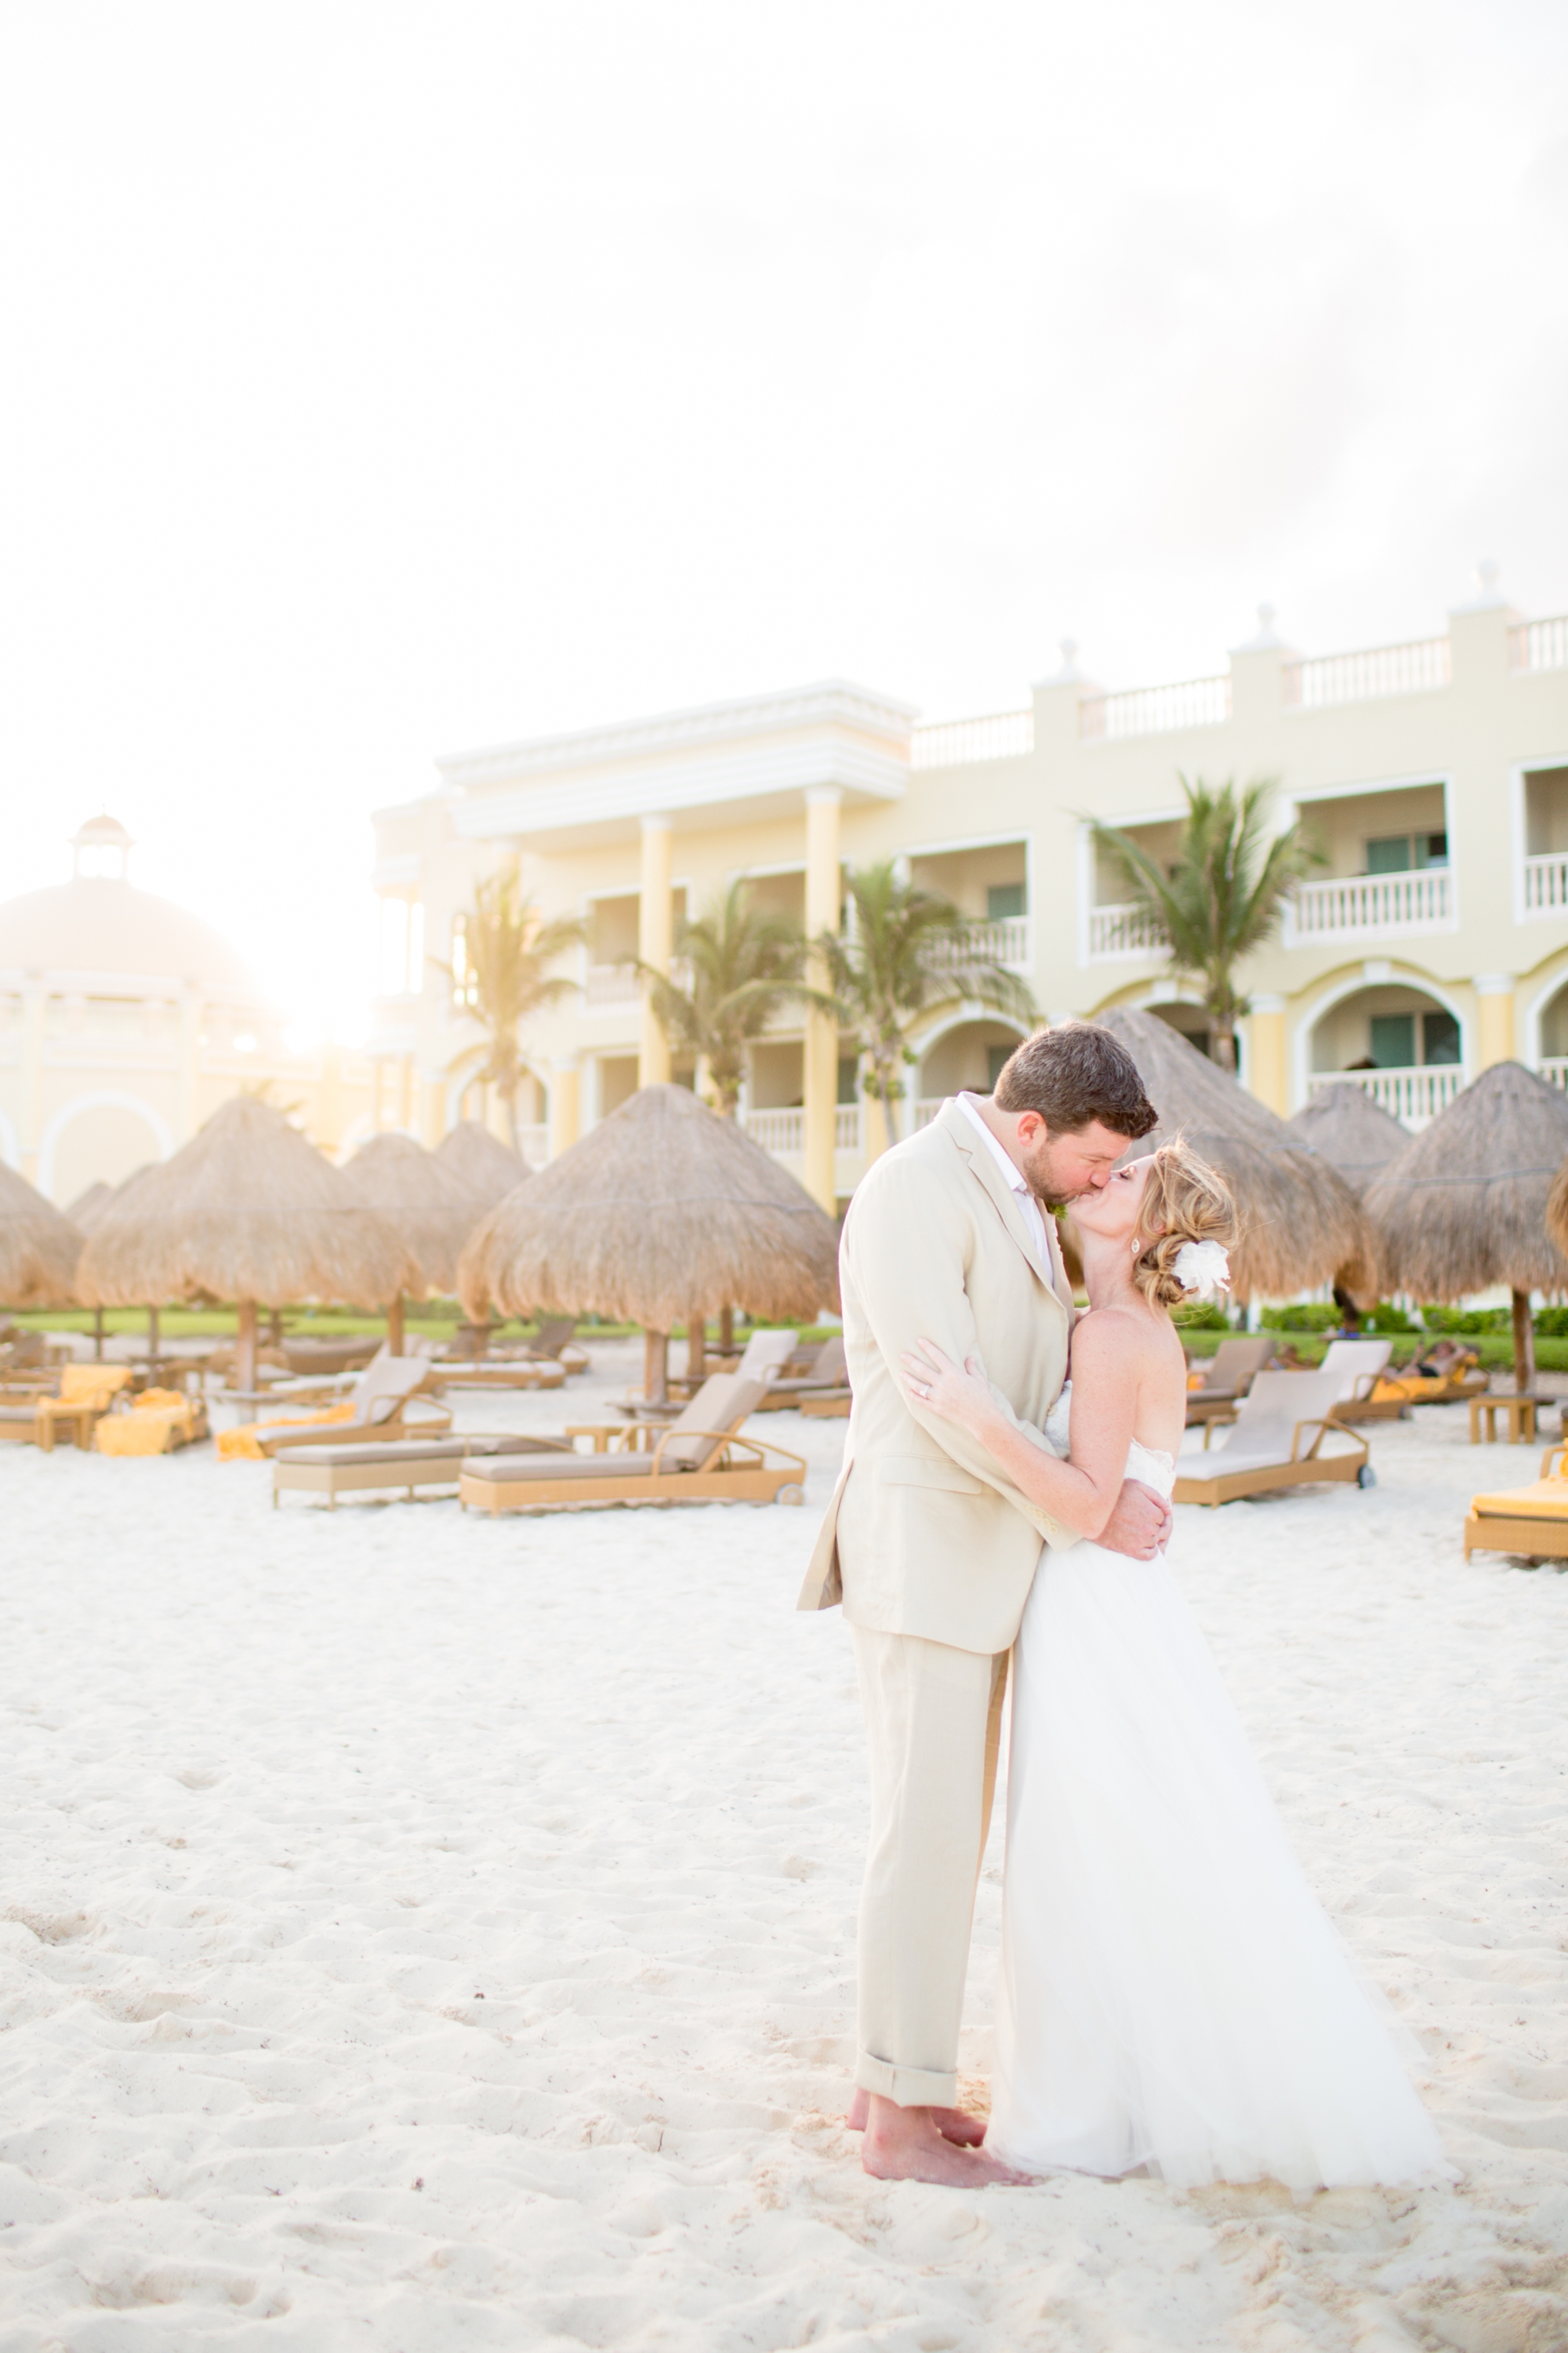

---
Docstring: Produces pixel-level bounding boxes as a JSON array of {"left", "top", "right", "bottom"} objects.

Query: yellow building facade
[{"left": 372, "top": 589, "right": 1568, "bottom": 1211}]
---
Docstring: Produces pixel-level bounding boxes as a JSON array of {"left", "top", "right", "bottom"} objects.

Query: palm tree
[
  {"left": 819, "top": 861, "right": 1037, "bottom": 1154},
  {"left": 1091, "top": 778, "right": 1323, "bottom": 1072},
  {"left": 437, "top": 864, "right": 585, "bottom": 1153},
  {"left": 641, "top": 880, "right": 818, "bottom": 1117}
]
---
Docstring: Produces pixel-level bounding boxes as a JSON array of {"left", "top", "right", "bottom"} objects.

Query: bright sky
[{"left": 2, "top": 0, "right": 1566, "bottom": 1039}]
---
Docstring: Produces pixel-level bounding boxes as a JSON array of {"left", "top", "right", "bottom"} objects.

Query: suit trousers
[{"left": 851, "top": 1624, "right": 1010, "bottom": 2108}]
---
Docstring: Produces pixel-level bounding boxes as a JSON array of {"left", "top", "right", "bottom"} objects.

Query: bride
[{"left": 902, "top": 1140, "right": 1445, "bottom": 2191}]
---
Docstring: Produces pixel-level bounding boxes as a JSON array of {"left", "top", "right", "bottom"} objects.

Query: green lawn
[{"left": 1180, "top": 1327, "right": 1568, "bottom": 1372}]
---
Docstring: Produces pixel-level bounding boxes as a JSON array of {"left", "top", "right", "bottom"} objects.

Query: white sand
[{"left": 2, "top": 1345, "right": 1566, "bottom": 2351}]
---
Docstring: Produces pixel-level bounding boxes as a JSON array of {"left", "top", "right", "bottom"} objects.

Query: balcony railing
[
  {"left": 1283, "top": 636, "right": 1450, "bottom": 707},
  {"left": 1087, "top": 902, "right": 1169, "bottom": 960},
  {"left": 910, "top": 710, "right": 1033, "bottom": 768},
  {"left": 924, "top": 915, "right": 1033, "bottom": 971},
  {"left": 1309, "top": 1066, "right": 1462, "bottom": 1127},
  {"left": 586, "top": 961, "right": 639, "bottom": 1004},
  {"left": 517, "top": 1124, "right": 550, "bottom": 1169},
  {"left": 1539, "top": 1059, "right": 1568, "bottom": 1092},
  {"left": 913, "top": 1099, "right": 943, "bottom": 1130},
  {"left": 1509, "top": 615, "right": 1568, "bottom": 673},
  {"left": 741, "top": 1105, "right": 863, "bottom": 1155},
  {"left": 1286, "top": 867, "right": 1451, "bottom": 940},
  {"left": 1079, "top": 675, "right": 1230, "bottom": 740},
  {"left": 1523, "top": 854, "right": 1568, "bottom": 914}
]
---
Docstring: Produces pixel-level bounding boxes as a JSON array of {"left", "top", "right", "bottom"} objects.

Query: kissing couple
[{"left": 800, "top": 1024, "right": 1444, "bottom": 2191}]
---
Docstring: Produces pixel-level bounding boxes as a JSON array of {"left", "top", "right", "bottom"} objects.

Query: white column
[
  {"left": 639, "top": 815, "right": 673, "bottom": 1088},
  {"left": 803, "top": 787, "right": 842, "bottom": 1212}
]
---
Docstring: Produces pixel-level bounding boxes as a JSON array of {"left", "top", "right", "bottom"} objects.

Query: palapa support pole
[
  {"left": 93, "top": 1307, "right": 104, "bottom": 1361},
  {"left": 235, "top": 1299, "right": 258, "bottom": 1393},
  {"left": 686, "top": 1310, "right": 706, "bottom": 1383},
  {"left": 1511, "top": 1287, "right": 1536, "bottom": 1395},
  {"left": 718, "top": 1305, "right": 734, "bottom": 1357},
  {"left": 387, "top": 1294, "right": 405, "bottom": 1354},
  {"left": 644, "top": 1328, "right": 669, "bottom": 1405},
  {"left": 268, "top": 1309, "right": 284, "bottom": 1347},
  {"left": 147, "top": 1305, "right": 159, "bottom": 1367}
]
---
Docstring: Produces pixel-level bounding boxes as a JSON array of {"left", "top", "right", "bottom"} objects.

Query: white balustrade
[
  {"left": 913, "top": 1098, "right": 943, "bottom": 1129},
  {"left": 742, "top": 1106, "right": 805, "bottom": 1154},
  {"left": 924, "top": 916, "right": 1033, "bottom": 971},
  {"left": 1087, "top": 902, "right": 1169, "bottom": 960},
  {"left": 1309, "top": 1066, "right": 1462, "bottom": 1127},
  {"left": 516, "top": 1124, "right": 550, "bottom": 1170},
  {"left": 910, "top": 710, "right": 1033, "bottom": 768},
  {"left": 1079, "top": 675, "right": 1230, "bottom": 740},
  {"left": 1538, "top": 1059, "right": 1568, "bottom": 1093},
  {"left": 834, "top": 1104, "right": 862, "bottom": 1151},
  {"left": 1283, "top": 636, "right": 1450, "bottom": 707},
  {"left": 1287, "top": 868, "right": 1450, "bottom": 939},
  {"left": 585, "top": 962, "right": 639, "bottom": 1005},
  {"left": 1509, "top": 615, "right": 1568, "bottom": 673},
  {"left": 1523, "top": 854, "right": 1568, "bottom": 914}
]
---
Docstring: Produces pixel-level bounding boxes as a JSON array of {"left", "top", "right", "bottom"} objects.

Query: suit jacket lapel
[{"left": 935, "top": 1098, "right": 1065, "bottom": 1310}]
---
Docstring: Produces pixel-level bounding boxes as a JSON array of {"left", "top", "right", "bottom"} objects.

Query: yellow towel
[
  {"left": 217, "top": 1403, "right": 356, "bottom": 1462},
  {"left": 1470, "top": 1477, "right": 1568, "bottom": 1520},
  {"left": 59, "top": 1364, "right": 132, "bottom": 1403},
  {"left": 1370, "top": 1374, "right": 1439, "bottom": 1403},
  {"left": 96, "top": 1406, "right": 191, "bottom": 1456}
]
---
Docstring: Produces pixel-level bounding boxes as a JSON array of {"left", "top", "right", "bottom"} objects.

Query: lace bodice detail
[{"left": 1044, "top": 1382, "right": 1177, "bottom": 1501}]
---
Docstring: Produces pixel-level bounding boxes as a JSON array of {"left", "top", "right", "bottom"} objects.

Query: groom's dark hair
[{"left": 993, "top": 1024, "right": 1157, "bottom": 1138}]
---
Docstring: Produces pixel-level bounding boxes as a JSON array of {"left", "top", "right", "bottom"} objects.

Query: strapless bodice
[{"left": 1044, "top": 1382, "right": 1176, "bottom": 1501}]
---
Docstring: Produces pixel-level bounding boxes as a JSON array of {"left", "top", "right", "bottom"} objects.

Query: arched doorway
[
  {"left": 914, "top": 1016, "right": 1032, "bottom": 1127},
  {"left": 1534, "top": 974, "right": 1568, "bottom": 1091},
  {"left": 38, "top": 1093, "right": 171, "bottom": 1205},
  {"left": 1303, "top": 980, "right": 1464, "bottom": 1127}
]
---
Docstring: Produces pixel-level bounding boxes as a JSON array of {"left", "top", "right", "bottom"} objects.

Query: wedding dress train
[{"left": 987, "top": 1398, "right": 1445, "bottom": 2191}]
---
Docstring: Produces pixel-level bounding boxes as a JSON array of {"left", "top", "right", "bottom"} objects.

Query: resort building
[
  {"left": 0, "top": 817, "right": 374, "bottom": 1204},
  {"left": 371, "top": 582, "right": 1568, "bottom": 1212}
]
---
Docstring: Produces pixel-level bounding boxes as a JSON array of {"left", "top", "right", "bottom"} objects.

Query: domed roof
[{"left": 0, "top": 875, "right": 263, "bottom": 995}]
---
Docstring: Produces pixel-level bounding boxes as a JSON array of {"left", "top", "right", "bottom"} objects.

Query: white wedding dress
[{"left": 986, "top": 1392, "right": 1446, "bottom": 2191}]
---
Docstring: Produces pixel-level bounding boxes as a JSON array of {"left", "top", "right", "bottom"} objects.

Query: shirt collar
[{"left": 956, "top": 1091, "right": 1031, "bottom": 1196}]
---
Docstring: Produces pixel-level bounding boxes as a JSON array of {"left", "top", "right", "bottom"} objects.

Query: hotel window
[
  {"left": 986, "top": 882, "right": 1026, "bottom": 921},
  {"left": 1364, "top": 831, "right": 1447, "bottom": 875},
  {"left": 1368, "top": 1009, "right": 1459, "bottom": 1068}
]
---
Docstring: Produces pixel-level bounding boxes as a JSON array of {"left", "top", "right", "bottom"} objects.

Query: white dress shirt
[{"left": 956, "top": 1091, "right": 1051, "bottom": 1264}]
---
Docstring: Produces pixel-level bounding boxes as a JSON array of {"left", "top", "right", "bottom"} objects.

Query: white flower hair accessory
[{"left": 1172, "top": 1239, "right": 1231, "bottom": 1300}]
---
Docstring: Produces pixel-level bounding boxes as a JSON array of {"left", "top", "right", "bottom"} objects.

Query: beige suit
[{"left": 797, "top": 1098, "right": 1078, "bottom": 2107}]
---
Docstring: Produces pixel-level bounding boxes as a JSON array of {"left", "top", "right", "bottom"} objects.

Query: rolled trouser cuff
[{"left": 854, "top": 2048, "right": 958, "bottom": 2108}]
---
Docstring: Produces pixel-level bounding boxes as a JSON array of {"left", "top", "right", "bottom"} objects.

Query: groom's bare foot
[
  {"left": 847, "top": 2086, "right": 987, "bottom": 2147},
  {"left": 859, "top": 2095, "right": 1033, "bottom": 2186}
]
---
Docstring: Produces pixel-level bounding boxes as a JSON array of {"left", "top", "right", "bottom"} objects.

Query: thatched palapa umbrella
[
  {"left": 1285, "top": 1084, "right": 1409, "bottom": 1199},
  {"left": 78, "top": 1095, "right": 412, "bottom": 1390},
  {"left": 65, "top": 1179, "right": 114, "bottom": 1230},
  {"left": 1090, "top": 1006, "right": 1376, "bottom": 1302},
  {"left": 458, "top": 1083, "right": 840, "bottom": 1402},
  {"left": 1367, "top": 1061, "right": 1568, "bottom": 1392},
  {"left": 435, "top": 1120, "right": 530, "bottom": 1208},
  {"left": 0, "top": 1163, "right": 83, "bottom": 1309},
  {"left": 339, "top": 1131, "right": 483, "bottom": 1352}
]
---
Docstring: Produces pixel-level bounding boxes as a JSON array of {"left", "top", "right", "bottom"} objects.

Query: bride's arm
[{"left": 902, "top": 1316, "right": 1141, "bottom": 1540}]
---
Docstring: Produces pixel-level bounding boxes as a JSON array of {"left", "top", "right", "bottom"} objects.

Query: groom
[{"left": 798, "top": 1024, "right": 1167, "bottom": 2186}]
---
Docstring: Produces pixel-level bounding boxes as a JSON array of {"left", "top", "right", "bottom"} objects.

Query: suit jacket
[{"left": 797, "top": 1096, "right": 1078, "bottom": 1654}]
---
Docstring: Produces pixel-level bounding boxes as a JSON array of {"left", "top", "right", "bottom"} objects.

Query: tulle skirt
[{"left": 987, "top": 1535, "right": 1446, "bottom": 2190}]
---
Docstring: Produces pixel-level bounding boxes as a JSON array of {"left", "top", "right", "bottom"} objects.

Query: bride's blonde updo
[{"left": 1130, "top": 1139, "right": 1239, "bottom": 1311}]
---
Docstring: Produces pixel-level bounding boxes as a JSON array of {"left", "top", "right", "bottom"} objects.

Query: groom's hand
[{"left": 1097, "top": 1479, "right": 1174, "bottom": 1561}]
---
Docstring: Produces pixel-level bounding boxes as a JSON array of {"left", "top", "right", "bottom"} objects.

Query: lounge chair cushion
[
  {"left": 272, "top": 1435, "right": 570, "bottom": 1468},
  {"left": 465, "top": 1453, "right": 659, "bottom": 1485},
  {"left": 1469, "top": 1479, "right": 1568, "bottom": 1521}
]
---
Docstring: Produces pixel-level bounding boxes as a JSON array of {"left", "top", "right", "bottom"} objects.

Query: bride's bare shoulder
[{"left": 1070, "top": 1304, "right": 1183, "bottom": 1378}]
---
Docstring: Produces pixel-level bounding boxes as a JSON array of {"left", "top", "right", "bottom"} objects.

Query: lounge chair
[
  {"left": 800, "top": 1390, "right": 851, "bottom": 1419},
  {"left": 272, "top": 1431, "right": 574, "bottom": 1509},
  {"left": 754, "top": 1334, "right": 849, "bottom": 1411},
  {"left": 95, "top": 1388, "right": 210, "bottom": 1455},
  {"left": 32, "top": 1365, "right": 136, "bottom": 1451},
  {"left": 620, "top": 1327, "right": 800, "bottom": 1418},
  {"left": 459, "top": 1373, "right": 805, "bottom": 1512},
  {"left": 1464, "top": 1445, "right": 1568, "bottom": 1562},
  {"left": 1184, "top": 1337, "right": 1275, "bottom": 1427},
  {"left": 1174, "top": 1371, "right": 1373, "bottom": 1507},
  {"left": 220, "top": 1355, "right": 452, "bottom": 1460},
  {"left": 1319, "top": 1338, "right": 1396, "bottom": 1423},
  {"left": 524, "top": 1316, "right": 590, "bottom": 1374}
]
